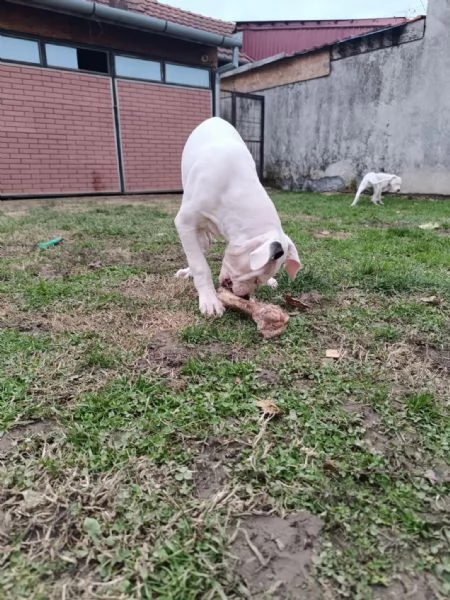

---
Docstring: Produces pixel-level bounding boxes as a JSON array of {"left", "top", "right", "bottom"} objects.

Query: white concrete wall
[{"left": 261, "top": 0, "right": 450, "bottom": 194}]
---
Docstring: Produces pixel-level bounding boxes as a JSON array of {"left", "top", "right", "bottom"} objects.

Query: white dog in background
[
  {"left": 351, "top": 172, "right": 402, "bottom": 206},
  {"left": 174, "top": 117, "right": 301, "bottom": 317}
]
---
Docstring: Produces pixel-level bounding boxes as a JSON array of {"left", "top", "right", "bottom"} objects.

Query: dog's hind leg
[
  {"left": 175, "top": 231, "right": 212, "bottom": 280},
  {"left": 371, "top": 184, "right": 383, "bottom": 205}
]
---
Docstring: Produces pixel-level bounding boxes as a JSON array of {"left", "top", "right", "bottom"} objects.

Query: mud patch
[
  {"left": 231, "top": 511, "right": 323, "bottom": 599},
  {"left": 0, "top": 420, "right": 60, "bottom": 453},
  {"left": 134, "top": 332, "right": 250, "bottom": 379},
  {"left": 255, "top": 368, "right": 279, "bottom": 386},
  {"left": 193, "top": 439, "right": 244, "bottom": 499},
  {"left": 134, "top": 332, "right": 192, "bottom": 376},
  {"left": 372, "top": 572, "right": 443, "bottom": 599},
  {"left": 412, "top": 341, "right": 450, "bottom": 374}
]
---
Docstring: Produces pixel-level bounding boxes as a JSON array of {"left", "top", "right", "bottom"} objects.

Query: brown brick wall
[
  {"left": 0, "top": 64, "right": 120, "bottom": 196},
  {"left": 117, "top": 81, "right": 212, "bottom": 192}
]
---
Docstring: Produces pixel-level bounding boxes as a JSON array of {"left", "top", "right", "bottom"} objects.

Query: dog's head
[
  {"left": 388, "top": 175, "right": 402, "bottom": 193},
  {"left": 219, "top": 234, "right": 301, "bottom": 298}
]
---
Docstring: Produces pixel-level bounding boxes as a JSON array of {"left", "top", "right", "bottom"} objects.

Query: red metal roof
[
  {"left": 95, "top": 0, "right": 235, "bottom": 36},
  {"left": 236, "top": 18, "right": 412, "bottom": 61}
]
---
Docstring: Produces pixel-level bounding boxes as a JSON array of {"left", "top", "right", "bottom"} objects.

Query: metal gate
[{"left": 220, "top": 91, "right": 265, "bottom": 179}]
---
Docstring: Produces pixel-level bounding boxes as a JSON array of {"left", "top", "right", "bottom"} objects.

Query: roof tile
[{"left": 95, "top": 0, "right": 235, "bottom": 36}]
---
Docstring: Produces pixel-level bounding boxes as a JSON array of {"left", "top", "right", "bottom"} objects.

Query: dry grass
[{"left": 0, "top": 192, "right": 449, "bottom": 599}]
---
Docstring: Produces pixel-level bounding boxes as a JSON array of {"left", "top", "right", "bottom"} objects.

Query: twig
[{"left": 240, "top": 527, "right": 269, "bottom": 567}]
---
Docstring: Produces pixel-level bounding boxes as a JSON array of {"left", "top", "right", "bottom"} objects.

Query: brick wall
[
  {"left": 117, "top": 81, "right": 212, "bottom": 192},
  {"left": 0, "top": 64, "right": 120, "bottom": 196}
]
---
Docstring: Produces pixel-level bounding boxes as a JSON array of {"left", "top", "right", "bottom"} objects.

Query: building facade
[{"left": 0, "top": 0, "right": 238, "bottom": 197}]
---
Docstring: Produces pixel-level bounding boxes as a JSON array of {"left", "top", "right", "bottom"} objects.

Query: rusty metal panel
[{"left": 237, "top": 18, "right": 411, "bottom": 61}]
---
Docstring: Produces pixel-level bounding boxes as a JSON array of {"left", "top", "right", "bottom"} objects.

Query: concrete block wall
[{"left": 257, "top": 0, "right": 450, "bottom": 195}]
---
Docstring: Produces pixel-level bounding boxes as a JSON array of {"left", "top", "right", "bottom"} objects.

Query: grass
[{"left": 0, "top": 192, "right": 449, "bottom": 599}]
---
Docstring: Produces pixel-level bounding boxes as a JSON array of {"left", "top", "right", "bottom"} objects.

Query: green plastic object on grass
[{"left": 38, "top": 237, "right": 64, "bottom": 250}]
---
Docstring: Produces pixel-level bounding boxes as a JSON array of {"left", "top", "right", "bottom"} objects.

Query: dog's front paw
[
  {"left": 199, "top": 293, "right": 225, "bottom": 317},
  {"left": 267, "top": 277, "right": 278, "bottom": 289},
  {"left": 175, "top": 268, "right": 191, "bottom": 279}
]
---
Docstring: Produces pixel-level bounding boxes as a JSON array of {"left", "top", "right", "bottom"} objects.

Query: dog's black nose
[{"left": 270, "top": 241, "right": 284, "bottom": 260}]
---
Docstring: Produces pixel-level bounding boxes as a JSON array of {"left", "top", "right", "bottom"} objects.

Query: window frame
[
  {"left": 113, "top": 52, "right": 163, "bottom": 83},
  {"left": 43, "top": 39, "right": 111, "bottom": 76},
  {"left": 164, "top": 60, "right": 211, "bottom": 89},
  {"left": 0, "top": 29, "right": 212, "bottom": 90},
  {"left": 0, "top": 31, "right": 43, "bottom": 66}
]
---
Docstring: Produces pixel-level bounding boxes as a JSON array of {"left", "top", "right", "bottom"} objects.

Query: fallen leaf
[
  {"left": 21, "top": 490, "right": 46, "bottom": 510},
  {"left": 325, "top": 349, "right": 342, "bottom": 359},
  {"left": 284, "top": 291, "right": 322, "bottom": 310},
  {"left": 419, "top": 296, "right": 441, "bottom": 305},
  {"left": 323, "top": 460, "right": 341, "bottom": 475},
  {"left": 423, "top": 469, "right": 438, "bottom": 484},
  {"left": 88, "top": 260, "right": 103, "bottom": 269},
  {"left": 419, "top": 222, "right": 440, "bottom": 230},
  {"left": 256, "top": 399, "right": 281, "bottom": 417}
]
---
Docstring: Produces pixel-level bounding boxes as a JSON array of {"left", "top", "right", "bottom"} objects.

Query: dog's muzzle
[{"left": 221, "top": 278, "right": 250, "bottom": 300}]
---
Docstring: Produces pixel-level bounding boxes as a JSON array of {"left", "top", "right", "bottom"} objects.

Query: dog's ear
[
  {"left": 284, "top": 235, "right": 302, "bottom": 280},
  {"left": 249, "top": 240, "right": 284, "bottom": 271}
]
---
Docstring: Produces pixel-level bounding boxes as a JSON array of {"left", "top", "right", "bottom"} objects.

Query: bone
[{"left": 217, "top": 288, "right": 289, "bottom": 340}]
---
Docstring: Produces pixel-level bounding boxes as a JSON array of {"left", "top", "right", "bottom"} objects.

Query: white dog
[
  {"left": 174, "top": 117, "right": 301, "bottom": 317},
  {"left": 351, "top": 172, "right": 402, "bottom": 206}
]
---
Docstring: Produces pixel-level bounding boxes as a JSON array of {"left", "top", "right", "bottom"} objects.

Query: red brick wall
[
  {"left": 117, "top": 81, "right": 212, "bottom": 192},
  {"left": 0, "top": 64, "right": 120, "bottom": 196}
]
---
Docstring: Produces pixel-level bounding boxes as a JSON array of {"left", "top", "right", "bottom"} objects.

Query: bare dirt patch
[
  {"left": 50, "top": 306, "right": 195, "bottom": 352},
  {"left": 372, "top": 572, "right": 443, "bottom": 600},
  {"left": 121, "top": 273, "right": 197, "bottom": 308},
  {"left": 0, "top": 194, "right": 181, "bottom": 217},
  {"left": 193, "top": 438, "right": 245, "bottom": 500},
  {"left": 411, "top": 339, "right": 450, "bottom": 374},
  {"left": 314, "top": 230, "right": 351, "bottom": 240},
  {"left": 134, "top": 332, "right": 251, "bottom": 381},
  {"left": 231, "top": 511, "right": 323, "bottom": 599},
  {"left": 385, "top": 342, "right": 449, "bottom": 396},
  {"left": 0, "top": 420, "right": 60, "bottom": 453}
]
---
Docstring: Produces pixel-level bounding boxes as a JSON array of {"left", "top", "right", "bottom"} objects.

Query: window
[
  {"left": 44, "top": 43, "right": 109, "bottom": 74},
  {"left": 165, "top": 63, "right": 210, "bottom": 88},
  {"left": 0, "top": 34, "right": 40, "bottom": 64},
  {"left": 46, "top": 44, "right": 77, "bottom": 69},
  {"left": 115, "top": 55, "right": 162, "bottom": 81},
  {"left": 77, "top": 48, "right": 108, "bottom": 74}
]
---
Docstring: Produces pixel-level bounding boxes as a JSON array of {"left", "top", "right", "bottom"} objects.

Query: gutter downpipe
[
  {"left": 5, "top": 0, "right": 243, "bottom": 49},
  {"left": 214, "top": 42, "right": 240, "bottom": 117}
]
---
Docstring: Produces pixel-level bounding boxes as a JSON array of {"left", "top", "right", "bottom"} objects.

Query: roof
[
  {"left": 219, "top": 47, "right": 253, "bottom": 65},
  {"left": 222, "top": 17, "right": 425, "bottom": 79},
  {"left": 95, "top": 0, "right": 235, "bottom": 37},
  {"left": 235, "top": 17, "right": 412, "bottom": 61}
]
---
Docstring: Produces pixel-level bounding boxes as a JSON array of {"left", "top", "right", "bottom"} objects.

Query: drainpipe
[
  {"left": 6, "top": 0, "right": 242, "bottom": 49},
  {"left": 214, "top": 41, "right": 240, "bottom": 117}
]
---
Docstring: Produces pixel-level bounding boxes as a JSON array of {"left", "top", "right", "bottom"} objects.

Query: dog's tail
[{"left": 351, "top": 177, "right": 367, "bottom": 207}]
